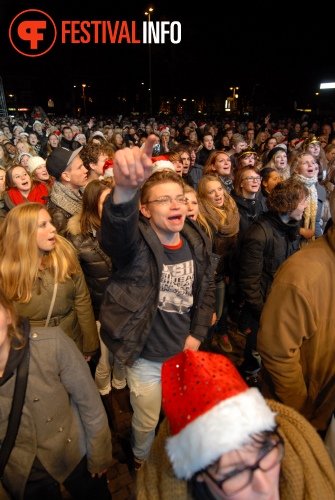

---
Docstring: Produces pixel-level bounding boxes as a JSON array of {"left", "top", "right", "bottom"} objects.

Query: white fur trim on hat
[
  {"left": 165, "top": 387, "right": 276, "bottom": 480},
  {"left": 92, "top": 131, "right": 105, "bottom": 138},
  {"left": 150, "top": 160, "right": 176, "bottom": 175}
]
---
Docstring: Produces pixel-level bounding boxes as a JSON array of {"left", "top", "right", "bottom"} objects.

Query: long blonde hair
[
  {"left": 0, "top": 203, "right": 78, "bottom": 303},
  {"left": 197, "top": 175, "right": 239, "bottom": 229}
]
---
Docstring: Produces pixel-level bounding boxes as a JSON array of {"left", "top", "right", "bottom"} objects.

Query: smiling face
[
  {"left": 36, "top": 208, "right": 57, "bottom": 255},
  {"left": 213, "top": 153, "right": 231, "bottom": 176},
  {"left": 140, "top": 181, "right": 186, "bottom": 245},
  {"left": 34, "top": 164, "right": 50, "bottom": 181},
  {"left": 240, "top": 169, "right": 261, "bottom": 198},
  {"left": 11, "top": 166, "right": 31, "bottom": 194}
]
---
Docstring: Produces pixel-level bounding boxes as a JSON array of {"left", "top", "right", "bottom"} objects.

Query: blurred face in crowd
[
  {"left": 294, "top": 154, "right": 318, "bottom": 178},
  {"left": 37, "top": 209, "right": 56, "bottom": 255},
  {"left": 262, "top": 172, "right": 280, "bottom": 194},
  {"left": 273, "top": 151, "right": 287, "bottom": 171},
  {"left": 185, "top": 190, "right": 199, "bottom": 220}
]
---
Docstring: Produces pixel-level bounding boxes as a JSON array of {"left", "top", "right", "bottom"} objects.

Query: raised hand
[{"left": 113, "top": 134, "right": 157, "bottom": 203}]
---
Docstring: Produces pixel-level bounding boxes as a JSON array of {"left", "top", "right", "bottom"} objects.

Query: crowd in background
[{"left": 1, "top": 104, "right": 335, "bottom": 498}]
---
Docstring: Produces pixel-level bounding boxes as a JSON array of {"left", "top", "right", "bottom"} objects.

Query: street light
[
  {"left": 82, "top": 84, "right": 87, "bottom": 116},
  {"left": 145, "top": 7, "right": 154, "bottom": 115},
  {"left": 230, "top": 86, "right": 239, "bottom": 111}
]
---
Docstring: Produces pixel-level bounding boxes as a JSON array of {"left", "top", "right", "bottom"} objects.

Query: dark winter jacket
[
  {"left": 66, "top": 213, "right": 112, "bottom": 320},
  {"left": 99, "top": 190, "right": 217, "bottom": 367},
  {"left": 238, "top": 211, "right": 300, "bottom": 320}
]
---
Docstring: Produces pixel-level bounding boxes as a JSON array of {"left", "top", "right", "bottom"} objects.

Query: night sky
[{"left": 1, "top": 1, "right": 335, "bottom": 118}]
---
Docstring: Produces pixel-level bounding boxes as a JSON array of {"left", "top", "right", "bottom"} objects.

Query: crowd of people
[{"left": 1, "top": 105, "right": 335, "bottom": 499}]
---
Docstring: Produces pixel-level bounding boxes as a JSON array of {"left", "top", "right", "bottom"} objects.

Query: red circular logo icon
[{"left": 9, "top": 9, "right": 57, "bottom": 57}]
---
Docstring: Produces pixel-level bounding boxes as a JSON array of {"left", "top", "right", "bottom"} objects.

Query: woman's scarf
[
  {"left": 7, "top": 183, "right": 48, "bottom": 205},
  {"left": 294, "top": 173, "right": 318, "bottom": 245}
]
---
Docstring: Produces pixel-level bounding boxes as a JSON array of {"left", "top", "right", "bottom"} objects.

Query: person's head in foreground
[{"left": 162, "top": 350, "right": 281, "bottom": 499}]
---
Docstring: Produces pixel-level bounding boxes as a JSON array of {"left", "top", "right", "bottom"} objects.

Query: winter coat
[
  {"left": 258, "top": 224, "right": 335, "bottom": 431},
  {"left": 99, "top": 190, "right": 217, "bottom": 367},
  {"left": 14, "top": 266, "right": 99, "bottom": 357},
  {"left": 0, "top": 320, "right": 112, "bottom": 499},
  {"left": 238, "top": 211, "right": 300, "bottom": 320},
  {"left": 66, "top": 213, "right": 112, "bottom": 320}
]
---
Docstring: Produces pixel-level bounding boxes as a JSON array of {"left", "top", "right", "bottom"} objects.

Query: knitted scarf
[
  {"left": 49, "top": 181, "right": 82, "bottom": 216},
  {"left": 294, "top": 174, "right": 318, "bottom": 246},
  {"left": 136, "top": 400, "right": 335, "bottom": 500},
  {"left": 198, "top": 198, "right": 240, "bottom": 237},
  {"left": 7, "top": 183, "right": 48, "bottom": 205}
]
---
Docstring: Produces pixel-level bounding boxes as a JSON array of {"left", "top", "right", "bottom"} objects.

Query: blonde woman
[
  {"left": 197, "top": 175, "right": 240, "bottom": 353},
  {"left": 291, "top": 151, "right": 327, "bottom": 246},
  {"left": 0, "top": 203, "right": 99, "bottom": 359},
  {"left": 265, "top": 146, "right": 291, "bottom": 180}
]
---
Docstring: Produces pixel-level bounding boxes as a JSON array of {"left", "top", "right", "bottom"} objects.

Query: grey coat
[{"left": 0, "top": 325, "right": 112, "bottom": 499}]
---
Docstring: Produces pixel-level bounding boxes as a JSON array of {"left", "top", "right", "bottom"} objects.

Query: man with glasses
[
  {"left": 136, "top": 350, "right": 335, "bottom": 499},
  {"left": 99, "top": 135, "right": 217, "bottom": 474}
]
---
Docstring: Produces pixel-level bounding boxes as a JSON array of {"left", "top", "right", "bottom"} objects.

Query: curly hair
[
  {"left": 267, "top": 177, "right": 309, "bottom": 213},
  {"left": 80, "top": 142, "right": 114, "bottom": 171}
]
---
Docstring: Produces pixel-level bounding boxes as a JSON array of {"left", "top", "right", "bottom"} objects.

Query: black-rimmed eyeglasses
[{"left": 202, "top": 435, "right": 284, "bottom": 497}]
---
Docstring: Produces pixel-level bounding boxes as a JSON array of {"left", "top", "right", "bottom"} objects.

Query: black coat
[
  {"left": 66, "top": 213, "right": 112, "bottom": 320},
  {"left": 238, "top": 211, "right": 300, "bottom": 320}
]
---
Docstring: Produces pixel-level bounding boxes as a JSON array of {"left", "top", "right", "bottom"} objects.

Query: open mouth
[{"left": 168, "top": 215, "right": 182, "bottom": 221}]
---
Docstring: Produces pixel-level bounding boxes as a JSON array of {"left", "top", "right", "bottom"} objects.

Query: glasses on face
[
  {"left": 242, "top": 176, "right": 261, "bottom": 182},
  {"left": 203, "top": 434, "right": 284, "bottom": 497},
  {"left": 146, "top": 195, "right": 187, "bottom": 205}
]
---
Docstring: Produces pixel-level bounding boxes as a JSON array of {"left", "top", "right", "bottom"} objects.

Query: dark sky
[{"left": 1, "top": 1, "right": 335, "bottom": 117}]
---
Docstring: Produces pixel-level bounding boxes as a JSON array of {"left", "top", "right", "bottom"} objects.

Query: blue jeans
[{"left": 125, "top": 357, "right": 163, "bottom": 460}]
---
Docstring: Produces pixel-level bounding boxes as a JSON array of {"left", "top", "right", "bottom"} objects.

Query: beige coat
[
  {"left": 14, "top": 266, "right": 99, "bottom": 357},
  {"left": 258, "top": 224, "right": 335, "bottom": 431}
]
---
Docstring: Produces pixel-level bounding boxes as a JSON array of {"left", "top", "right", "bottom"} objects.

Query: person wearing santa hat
[
  {"left": 136, "top": 350, "right": 335, "bottom": 499},
  {"left": 99, "top": 135, "right": 217, "bottom": 473}
]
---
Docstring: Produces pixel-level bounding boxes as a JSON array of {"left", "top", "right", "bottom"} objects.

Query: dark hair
[
  {"left": 79, "top": 179, "right": 112, "bottom": 235},
  {"left": 260, "top": 167, "right": 277, "bottom": 184},
  {"left": 267, "top": 177, "right": 309, "bottom": 213}
]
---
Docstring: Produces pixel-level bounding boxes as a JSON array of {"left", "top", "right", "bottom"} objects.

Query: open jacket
[
  {"left": 99, "top": 190, "right": 217, "bottom": 367},
  {"left": 0, "top": 320, "right": 112, "bottom": 499},
  {"left": 14, "top": 266, "right": 99, "bottom": 357},
  {"left": 258, "top": 224, "right": 335, "bottom": 431}
]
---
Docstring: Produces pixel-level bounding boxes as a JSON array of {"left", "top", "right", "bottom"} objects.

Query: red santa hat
[
  {"left": 162, "top": 350, "right": 276, "bottom": 480},
  {"left": 150, "top": 155, "right": 175, "bottom": 175},
  {"left": 102, "top": 159, "right": 114, "bottom": 178},
  {"left": 159, "top": 126, "right": 170, "bottom": 136}
]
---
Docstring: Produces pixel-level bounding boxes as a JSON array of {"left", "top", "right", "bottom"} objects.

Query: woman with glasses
[{"left": 136, "top": 350, "right": 335, "bottom": 500}]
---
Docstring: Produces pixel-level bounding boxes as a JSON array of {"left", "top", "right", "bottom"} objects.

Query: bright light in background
[{"left": 320, "top": 83, "right": 335, "bottom": 89}]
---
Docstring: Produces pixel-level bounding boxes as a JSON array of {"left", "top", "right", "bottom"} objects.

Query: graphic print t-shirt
[{"left": 141, "top": 235, "right": 194, "bottom": 362}]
